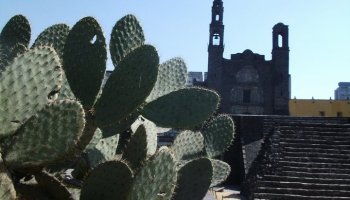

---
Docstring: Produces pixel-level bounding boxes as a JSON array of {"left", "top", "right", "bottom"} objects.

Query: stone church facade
[{"left": 206, "top": 0, "right": 290, "bottom": 115}]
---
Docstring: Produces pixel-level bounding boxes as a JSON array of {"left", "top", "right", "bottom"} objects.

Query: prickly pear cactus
[
  {"left": 0, "top": 153, "right": 16, "bottom": 200},
  {"left": 0, "top": 42, "right": 26, "bottom": 71},
  {"left": 210, "top": 159, "right": 231, "bottom": 187},
  {"left": 35, "top": 171, "right": 74, "bottom": 200},
  {"left": 32, "top": 23, "right": 70, "bottom": 60},
  {"left": 85, "top": 130, "right": 119, "bottom": 168},
  {"left": 128, "top": 150, "right": 177, "bottom": 200},
  {"left": 0, "top": 46, "right": 62, "bottom": 139},
  {"left": 0, "top": 13, "right": 234, "bottom": 200},
  {"left": 110, "top": 14, "right": 145, "bottom": 68},
  {"left": 31, "top": 23, "right": 76, "bottom": 100},
  {"left": 63, "top": 16, "right": 107, "bottom": 109},
  {"left": 0, "top": 15, "right": 30, "bottom": 48},
  {"left": 95, "top": 45, "right": 159, "bottom": 129},
  {"left": 4, "top": 100, "right": 85, "bottom": 169},
  {"left": 130, "top": 118, "right": 158, "bottom": 155},
  {"left": 146, "top": 57, "right": 187, "bottom": 102},
  {"left": 172, "top": 130, "right": 204, "bottom": 161},
  {"left": 143, "top": 87, "right": 220, "bottom": 128},
  {"left": 80, "top": 160, "right": 133, "bottom": 200},
  {"left": 172, "top": 158, "right": 213, "bottom": 200},
  {"left": 202, "top": 114, "right": 235, "bottom": 157},
  {"left": 100, "top": 108, "right": 141, "bottom": 138},
  {"left": 0, "top": 15, "right": 30, "bottom": 70},
  {"left": 168, "top": 112, "right": 235, "bottom": 197},
  {"left": 122, "top": 125, "right": 155, "bottom": 170}
]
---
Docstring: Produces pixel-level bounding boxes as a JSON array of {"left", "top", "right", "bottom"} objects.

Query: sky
[{"left": 1, "top": 0, "right": 350, "bottom": 99}]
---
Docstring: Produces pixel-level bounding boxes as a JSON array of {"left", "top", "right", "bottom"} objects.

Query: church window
[
  {"left": 278, "top": 34, "right": 283, "bottom": 48},
  {"left": 243, "top": 89, "right": 251, "bottom": 103},
  {"left": 213, "top": 33, "right": 220, "bottom": 45},
  {"left": 215, "top": 14, "right": 220, "bottom": 21}
]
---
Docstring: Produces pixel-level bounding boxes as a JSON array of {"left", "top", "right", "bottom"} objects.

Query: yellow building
[{"left": 289, "top": 99, "right": 350, "bottom": 117}]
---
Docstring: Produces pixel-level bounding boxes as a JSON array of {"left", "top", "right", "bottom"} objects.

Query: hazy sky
[{"left": 1, "top": 0, "right": 349, "bottom": 99}]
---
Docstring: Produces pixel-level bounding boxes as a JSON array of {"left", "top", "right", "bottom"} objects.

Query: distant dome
[
  {"left": 242, "top": 49, "right": 254, "bottom": 60},
  {"left": 243, "top": 49, "right": 253, "bottom": 54}
]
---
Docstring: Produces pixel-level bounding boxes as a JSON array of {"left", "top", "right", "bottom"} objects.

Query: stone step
[
  {"left": 280, "top": 138, "right": 350, "bottom": 146},
  {"left": 281, "top": 171, "right": 350, "bottom": 180},
  {"left": 278, "top": 160, "right": 350, "bottom": 170},
  {"left": 283, "top": 147, "right": 350, "bottom": 155},
  {"left": 257, "top": 180, "right": 350, "bottom": 191},
  {"left": 255, "top": 187, "right": 350, "bottom": 197},
  {"left": 281, "top": 142, "right": 350, "bottom": 150},
  {"left": 281, "top": 166, "right": 350, "bottom": 174},
  {"left": 278, "top": 123, "right": 350, "bottom": 129},
  {"left": 254, "top": 192, "right": 350, "bottom": 200},
  {"left": 281, "top": 129, "right": 350, "bottom": 136},
  {"left": 280, "top": 129, "right": 350, "bottom": 135},
  {"left": 283, "top": 151, "right": 350, "bottom": 160},
  {"left": 283, "top": 156, "right": 350, "bottom": 164},
  {"left": 280, "top": 134, "right": 350, "bottom": 142},
  {"left": 281, "top": 130, "right": 350, "bottom": 137},
  {"left": 263, "top": 174, "right": 350, "bottom": 185}
]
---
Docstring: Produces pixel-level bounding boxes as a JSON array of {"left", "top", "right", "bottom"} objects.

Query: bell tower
[
  {"left": 272, "top": 23, "right": 290, "bottom": 115},
  {"left": 207, "top": 0, "right": 224, "bottom": 91}
]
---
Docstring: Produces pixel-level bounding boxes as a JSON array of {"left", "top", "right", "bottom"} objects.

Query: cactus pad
[
  {"left": 0, "top": 15, "right": 31, "bottom": 48},
  {"left": 101, "top": 109, "right": 140, "bottom": 138},
  {"left": 0, "top": 42, "right": 27, "bottom": 71},
  {"left": 80, "top": 160, "right": 133, "bottom": 200},
  {"left": 32, "top": 24, "right": 70, "bottom": 61},
  {"left": 57, "top": 72, "right": 75, "bottom": 100},
  {"left": 0, "top": 153, "right": 16, "bottom": 200},
  {"left": 0, "top": 46, "right": 62, "bottom": 138},
  {"left": 202, "top": 114, "right": 234, "bottom": 157},
  {"left": 0, "top": 15, "right": 30, "bottom": 70},
  {"left": 122, "top": 124, "right": 156, "bottom": 170},
  {"left": 85, "top": 128, "right": 103, "bottom": 151},
  {"left": 87, "top": 133, "right": 119, "bottom": 168},
  {"left": 128, "top": 150, "right": 177, "bottom": 200},
  {"left": 31, "top": 24, "right": 74, "bottom": 100},
  {"left": 210, "top": 159, "right": 231, "bottom": 187},
  {"left": 172, "top": 158, "right": 213, "bottom": 200},
  {"left": 142, "top": 87, "right": 219, "bottom": 128},
  {"left": 35, "top": 171, "right": 74, "bottom": 200},
  {"left": 110, "top": 14, "right": 145, "bottom": 68},
  {"left": 63, "top": 17, "right": 106, "bottom": 109},
  {"left": 146, "top": 57, "right": 187, "bottom": 102},
  {"left": 131, "top": 115, "right": 170, "bottom": 135},
  {"left": 96, "top": 133, "right": 118, "bottom": 159},
  {"left": 130, "top": 117, "right": 157, "bottom": 155},
  {"left": 4, "top": 100, "right": 85, "bottom": 169},
  {"left": 95, "top": 45, "right": 159, "bottom": 128},
  {"left": 172, "top": 130, "right": 204, "bottom": 161}
]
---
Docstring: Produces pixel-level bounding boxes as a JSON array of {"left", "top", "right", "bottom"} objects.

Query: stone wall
[{"left": 223, "top": 115, "right": 350, "bottom": 186}]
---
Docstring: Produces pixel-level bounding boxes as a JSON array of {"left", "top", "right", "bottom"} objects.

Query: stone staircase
[{"left": 249, "top": 122, "right": 350, "bottom": 200}]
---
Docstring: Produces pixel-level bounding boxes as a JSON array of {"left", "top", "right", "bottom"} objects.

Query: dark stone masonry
[
  {"left": 204, "top": 1, "right": 350, "bottom": 199},
  {"left": 206, "top": 0, "right": 290, "bottom": 115},
  {"left": 240, "top": 116, "right": 350, "bottom": 199}
]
